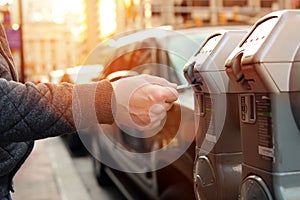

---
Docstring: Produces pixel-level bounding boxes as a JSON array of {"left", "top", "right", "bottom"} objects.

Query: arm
[
  {"left": 0, "top": 74, "right": 177, "bottom": 145},
  {"left": 0, "top": 78, "right": 113, "bottom": 145}
]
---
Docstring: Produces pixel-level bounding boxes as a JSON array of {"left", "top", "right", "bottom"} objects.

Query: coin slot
[{"left": 240, "top": 94, "right": 256, "bottom": 123}]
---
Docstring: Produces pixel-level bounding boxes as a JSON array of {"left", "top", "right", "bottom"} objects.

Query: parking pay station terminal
[
  {"left": 226, "top": 10, "right": 300, "bottom": 200},
  {"left": 184, "top": 30, "right": 247, "bottom": 200}
]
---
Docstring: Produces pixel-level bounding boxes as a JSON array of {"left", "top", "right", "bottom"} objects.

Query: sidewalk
[{"left": 11, "top": 137, "right": 91, "bottom": 200}]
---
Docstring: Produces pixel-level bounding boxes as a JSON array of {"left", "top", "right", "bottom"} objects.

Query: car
[{"left": 78, "top": 26, "right": 249, "bottom": 200}]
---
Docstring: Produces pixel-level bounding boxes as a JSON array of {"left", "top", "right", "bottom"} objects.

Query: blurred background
[{"left": 1, "top": 0, "right": 299, "bottom": 83}]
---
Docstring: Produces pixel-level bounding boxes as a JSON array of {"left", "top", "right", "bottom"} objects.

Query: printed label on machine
[
  {"left": 256, "top": 94, "right": 274, "bottom": 161},
  {"left": 258, "top": 146, "right": 274, "bottom": 159}
]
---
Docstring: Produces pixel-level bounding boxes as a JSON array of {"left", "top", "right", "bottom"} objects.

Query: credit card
[{"left": 176, "top": 83, "right": 197, "bottom": 91}]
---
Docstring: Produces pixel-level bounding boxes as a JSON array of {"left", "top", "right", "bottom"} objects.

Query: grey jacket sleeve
[{"left": 0, "top": 78, "right": 114, "bottom": 145}]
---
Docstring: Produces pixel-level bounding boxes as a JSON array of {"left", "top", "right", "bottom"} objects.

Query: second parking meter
[
  {"left": 183, "top": 30, "right": 247, "bottom": 200},
  {"left": 225, "top": 10, "right": 300, "bottom": 200}
]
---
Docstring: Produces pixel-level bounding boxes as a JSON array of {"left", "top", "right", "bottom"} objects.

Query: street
[
  {"left": 72, "top": 155, "right": 124, "bottom": 200},
  {"left": 11, "top": 138, "right": 124, "bottom": 200}
]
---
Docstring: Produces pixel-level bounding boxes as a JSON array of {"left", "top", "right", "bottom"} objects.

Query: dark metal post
[{"left": 18, "top": 0, "right": 25, "bottom": 82}]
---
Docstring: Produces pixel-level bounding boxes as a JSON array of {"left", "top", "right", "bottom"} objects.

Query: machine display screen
[
  {"left": 197, "top": 34, "right": 222, "bottom": 56},
  {"left": 241, "top": 17, "right": 278, "bottom": 49}
]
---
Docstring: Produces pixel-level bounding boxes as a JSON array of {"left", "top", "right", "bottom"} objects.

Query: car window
[
  {"left": 162, "top": 32, "right": 210, "bottom": 85},
  {"left": 100, "top": 37, "right": 182, "bottom": 84},
  {"left": 87, "top": 27, "right": 249, "bottom": 85}
]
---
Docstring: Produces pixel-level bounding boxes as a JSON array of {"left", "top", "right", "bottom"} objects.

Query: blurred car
[{"left": 80, "top": 26, "right": 249, "bottom": 200}]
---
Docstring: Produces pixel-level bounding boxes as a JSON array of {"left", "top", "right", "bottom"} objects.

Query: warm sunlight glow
[
  {"left": 52, "top": 0, "right": 85, "bottom": 23},
  {"left": 124, "top": 0, "right": 131, "bottom": 7},
  {"left": 12, "top": 23, "right": 19, "bottom": 30},
  {"left": 133, "top": 0, "right": 140, "bottom": 5},
  {"left": 99, "top": 0, "right": 117, "bottom": 38},
  {"left": 125, "top": 0, "right": 140, "bottom": 7},
  {"left": 0, "top": 0, "right": 13, "bottom": 6}
]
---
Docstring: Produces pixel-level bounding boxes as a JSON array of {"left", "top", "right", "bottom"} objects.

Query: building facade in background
[{"left": 1, "top": 0, "right": 299, "bottom": 81}]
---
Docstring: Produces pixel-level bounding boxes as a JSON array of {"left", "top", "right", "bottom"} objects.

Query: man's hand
[{"left": 111, "top": 74, "right": 178, "bottom": 137}]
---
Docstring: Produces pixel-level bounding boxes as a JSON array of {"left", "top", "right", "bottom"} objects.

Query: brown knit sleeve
[
  {"left": 0, "top": 78, "right": 114, "bottom": 144},
  {"left": 94, "top": 79, "right": 114, "bottom": 124}
]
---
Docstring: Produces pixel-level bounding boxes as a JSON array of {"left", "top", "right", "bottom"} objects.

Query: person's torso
[{"left": 0, "top": 23, "right": 34, "bottom": 198}]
